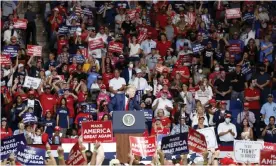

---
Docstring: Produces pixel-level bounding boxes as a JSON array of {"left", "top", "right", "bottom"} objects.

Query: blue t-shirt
[
  {"left": 42, "top": 119, "right": 56, "bottom": 137},
  {"left": 104, "top": 8, "right": 116, "bottom": 25},
  {"left": 56, "top": 107, "right": 69, "bottom": 128}
]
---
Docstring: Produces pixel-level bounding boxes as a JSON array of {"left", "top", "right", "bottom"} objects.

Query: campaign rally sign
[
  {"left": 0, "top": 54, "right": 11, "bottom": 65},
  {"left": 3, "top": 46, "right": 18, "bottom": 57},
  {"left": 69, "top": 26, "right": 79, "bottom": 36},
  {"left": 242, "top": 12, "right": 254, "bottom": 22},
  {"left": 80, "top": 48, "right": 88, "bottom": 59},
  {"left": 157, "top": 134, "right": 167, "bottom": 149},
  {"left": 197, "top": 127, "right": 218, "bottom": 149},
  {"left": 129, "top": 136, "right": 156, "bottom": 157},
  {"left": 58, "top": 25, "right": 69, "bottom": 34},
  {"left": 82, "top": 121, "right": 113, "bottom": 143},
  {"left": 229, "top": 43, "right": 241, "bottom": 54},
  {"left": 138, "top": 32, "right": 147, "bottom": 44},
  {"left": 16, "top": 144, "right": 45, "bottom": 165},
  {"left": 127, "top": 9, "right": 140, "bottom": 20},
  {"left": 192, "top": 44, "right": 204, "bottom": 54},
  {"left": 225, "top": 8, "right": 241, "bottom": 19},
  {"left": 23, "top": 76, "right": 42, "bottom": 89},
  {"left": 234, "top": 140, "right": 264, "bottom": 163},
  {"left": 66, "top": 142, "right": 86, "bottom": 165},
  {"left": 143, "top": 109, "right": 153, "bottom": 122},
  {"left": 27, "top": 45, "right": 42, "bottom": 56},
  {"left": 108, "top": 41, "right": 123, "bottom": 53},
  {"left": 161, "top": 133, "right": 189, "bottom": 155},
  {"left": 260, "top": 149, "right": 276, "bottom": 165},
  {"left": 89, "top": 38, "right": 104, "bottom": 50},
  {"left": 13, "top": 18, "right": 27, "bottom": 29},
  {"left": 82, "top": 7, "right": 93, "bottom": 16},
  {"left": 188, "top": 128, "right": 207, "bottom": 154},
  {"left": 0, "top": 134, "right": 26, "bottom": 160},
  {"left": 264, "top": 142, "right": 276, "bottom": 151}
]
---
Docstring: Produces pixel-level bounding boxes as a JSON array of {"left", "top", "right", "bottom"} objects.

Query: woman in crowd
[
  {"left": 240, "top": 118, "right": 254, "bottom": 140},
  {"left": 0, "top": 117, "right": 13, "bottom": 139}
]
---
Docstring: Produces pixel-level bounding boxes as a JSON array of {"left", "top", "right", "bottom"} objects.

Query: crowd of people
[{"left": 1, "top": 0, "right": 276, "bottom": 165}]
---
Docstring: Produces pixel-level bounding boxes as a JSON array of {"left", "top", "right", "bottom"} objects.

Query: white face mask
[
  {"left": 225, "top": 118, "right": 231, "bottom": 124},
  {"left": 221, "top": 110, "right": 225, "bottom": 113},
  {"left": 9, "top": 25, "right": 13, "bottom": 30},
  {"left": 102, "top": 89, "right": 106, "bottom": 93},
  {"left": 198, "top": 69, "right": 203, "bottom": 74},
  {"left": 215, "top": 67, "right": 220, "bottom": 71}
]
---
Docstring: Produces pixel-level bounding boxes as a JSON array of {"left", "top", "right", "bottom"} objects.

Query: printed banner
[
  {"left": 137, "top": 32, "right": 147, "bottom": 44},
  {"left": 16, "top": 144, "right": 45, "bottom": 165},
  {"left": 82, "top": 121, "right": 113, "bottom": 143},
  {"left": 69, "top": 26, "right": 79, "bottom": 35},
  {"left": 234, "top": 140, "right": 264, "bottom": 163},
  {"left": 188, "top": 128, "right": 207, "bottom": 154},
  {"left": 0, "top": 54, "right": 11, "bottom": 65},
  {"left": 260, "top": 150, "right": 276, "bottom": 165},
  {"left": 23, "top": 76, "right": 42, "bottom": 89},
  {"left": 127, "top": 9, "right": 140, "bottom": 20},
  {"left": 66, "top": 142, "right": 86, "bottom": 165},
  {"left": 129, "top": 136, "right": 156, "bottom": 157},
  {"left": 143, "top": 109, "right": 153, "bottom": 122},
  {"left": 157, "top": 134, "right": 167, "bottom": 149},
  {"left": 58, "top": 26, "right": 69, "bottom": 34},
  {"left": 242, "top": 13, "right": 254, "bottom": 22},
  {"left": 89, "top": 38, "right": 104, "bottom": 50},
  {"left": 225, "top": 8, "right": 241, "bottom": 19},
  {"left": 13, "top": 18, "right": 27, "bottom": 29},
  {"left": 108, "top": 42, "right": 123, "bottom": 53},
  {"left": 80, "top": 48, "right": 88, "bottom": 59},
  {"left": 0, "top": 134, "right": 26, "bottom": 160},
  {"left": 3, "top": 46, "right": 18, "bottom": 57},
  {"left": 27, "top": 45, "right": 42, "bottom": 56},
  {"left": 192, "top": 44, "right": 204, "bottom": 53},
  {"left": 229, "top": 43, "right": 241, "bottom": 54},
  {"left": 161, "top": 133, "right": 189, "bottom": 155},
  {"left": 197, "top": 127, "right": 218, "bottom": 149},
  {"left": 264, "top": 142, "right": 276, "bottom": 151},
  {"left": 82, "top": 7, "right": 93, "bottom": 16}
]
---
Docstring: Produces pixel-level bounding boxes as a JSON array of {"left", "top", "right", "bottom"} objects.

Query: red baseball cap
[
  {"left": 54, "top": 126, "right": 61, "bottom": 131},
  {"left": 100, "top": 84, "right": 106, "bottom": 89},
  {"left": 220, "top": 157, "right": 236, "bottom": 165},
  {"left": 163, "top": 68, "right": 169, "bottom": 73},
  {"left": 264, "top": 58, "right": 269, "bottom": 63},
  {"left": 209, "top": 99, "right": 216, "bottom": 103},
  {"left": 28, "top": 90, "right": 35, "bottom": 95},
  {"left": 244, "top": 102, "right": 250, "bottom": 107},
  {"left": 225, "top": 113, "right": 232, "bottom": 118},
  {"left": 220, "top": 101, "right": 227, "bottom": 105}
]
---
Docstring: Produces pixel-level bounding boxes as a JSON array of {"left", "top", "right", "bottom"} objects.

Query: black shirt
[
  {"left": 214, "top": 77, "right": 232, "bottom": 100},
  {"left": 230, "top": 71, "right": 246, "bottom": 92},
  {"left": 202, "top": 48, "right": 216, "bottom": 68}
]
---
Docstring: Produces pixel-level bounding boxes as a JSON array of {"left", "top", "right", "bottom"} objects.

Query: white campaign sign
[
  {"left": 234, "top": 140, "right": 264, "bottom": 163},
  {"left": 23, "top": 76, "right": 41, "bottom": 89},
  {"left": 197, "top": 127, "right": 218, "bottom": 149}
]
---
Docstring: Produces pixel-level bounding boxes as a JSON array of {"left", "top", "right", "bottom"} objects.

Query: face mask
[
  {"left": 9, "top": 25, "right": 13, "bottom": 30},
  {"left": 225, "top": 118, "right": 231, "bottom": 124},
  {"left": 161, "top": 95, "right": 167, "bottom": 99},
  {"left": 102, "top": 89, "right": 106, "bottom": 93},
  {"left": 215, "top": 67, "right": 220, "bottom": 72},
  {"left": 221, "top": 110, "right": 225, "bottom": 114},
  {"left": 129, "top": 64, "right": 133, "bottom": 68},
  {"left": 198, "top": 69, "right": 203, "bottom": 74}
]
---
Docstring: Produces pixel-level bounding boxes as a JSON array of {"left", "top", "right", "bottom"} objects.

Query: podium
[{"left": 112, "top": 111, "right": 145, "bottom": 163}]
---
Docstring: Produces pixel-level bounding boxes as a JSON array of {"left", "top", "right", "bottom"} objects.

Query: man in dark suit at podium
[{"left": 108, "top": 85, "right": 141, "bottom": 113}]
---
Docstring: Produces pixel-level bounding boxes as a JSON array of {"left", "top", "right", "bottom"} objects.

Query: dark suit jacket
[
  {"left": 213, "top": 110, "right": 232, "bottom": 126},
  {"left": 108, "top": 94, "right": 141, "bottom": 112},
  {"left": 121, "top": 68, "right": 136, "bottom": 85}
]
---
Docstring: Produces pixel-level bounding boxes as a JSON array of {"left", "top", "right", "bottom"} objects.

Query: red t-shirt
[
  {"left": 171, "top": 66, "right": 190, "bottom": 83},
  {"left": 102, "top": 73, "right": 114, "bottom": 89},
  {"left": 69, "top": 64, "right": 77, "bottom": 73},
  {"left": 59, "top": 95, "right": 76, "bottom": 118},
  {"left": 49, "top": 15, "right": 63, "bottom": 31},
  {"left": 57, "top": 39, "right": 68, "bottom": 55},
  {"left": 0, "top": 127, "right": 12, "bottom": 139},
  {"left": 156, "top": 13, "right": 168, "bottom": 28},
  {"left": 209, "top": 72, "right": 221, "bottom": 85},
  {"left": 244, "top": 88, "right": 261, "bottom": 110},
  {"left": 77, "top": 91, "right": 86, "bottom": 103},
  {"left": 156, "top": 41, "right": 171, "bottom": 57},
  {"left": 39, "top": 93, "right": 57, "bottom": 115}
]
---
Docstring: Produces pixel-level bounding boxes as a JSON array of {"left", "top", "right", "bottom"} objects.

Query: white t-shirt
[
  {"left": 141, "top": 40, "right": 157, "bottom": 55},
  {"left": 217, "top": 122, "right": 237, "bottom": 142},
  {"left": 129, "top": 77, "right": 148, "bottom": 91},
  {"left": 96, "top": 33, "right": 108, "bottom": 44},
  {"left": 109, "top": 77, "right": 126, "bottom": 96},
  {"left": 3, "top": 29, "right": 18, "bottom": 44},
  {"left": 129, "top": 43, "right": 141, "bottom": 57},
  {"left": 152, "top": 98, "right": 173, "bottom": 117}
]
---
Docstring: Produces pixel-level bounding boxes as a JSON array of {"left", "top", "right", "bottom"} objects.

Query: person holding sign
[
  {"left": 262, "top": 116, "right": 276, "bottom": 143},
  {"left": 217, "top": 113, "right": 237, "bottom": 146}
]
